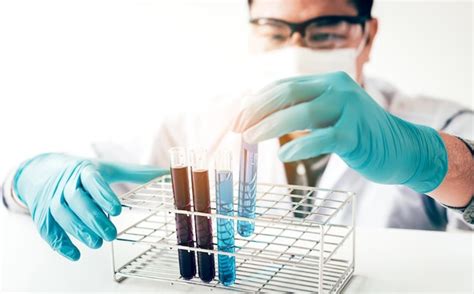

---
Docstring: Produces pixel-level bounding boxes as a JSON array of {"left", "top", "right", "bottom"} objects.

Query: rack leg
[{"left": 114, "top": 274, "right": 128, "bottom": 283}]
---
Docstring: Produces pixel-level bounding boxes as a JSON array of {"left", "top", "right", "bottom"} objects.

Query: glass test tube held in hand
[
  {"left": 238, "top": 140, "right": 258, "bottom": 237},
  {"left": 169, "top": 147, "right": 196, "bottom": 280},
  {"left": 214, "top": 150, "right": 236, "bottom": 286},
  {"left": 189, "top": 149, "right": 215, "bottom": 283}
]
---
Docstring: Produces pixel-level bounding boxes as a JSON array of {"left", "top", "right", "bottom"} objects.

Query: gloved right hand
[
  {"left": 233, "top": 72, "right": 448, "bottom": 194},
  {"left": 13, "top": 153, "right": 169, "bottom": 261}
]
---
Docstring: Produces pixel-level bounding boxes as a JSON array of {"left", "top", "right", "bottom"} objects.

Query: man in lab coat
[{"left": 2, "top": 0, "right": 473, "bottom": 261}]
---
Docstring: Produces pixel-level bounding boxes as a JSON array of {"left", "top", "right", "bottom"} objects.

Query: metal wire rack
[{"left": 111, "top": 175, "right": 355, "bottom": 293}]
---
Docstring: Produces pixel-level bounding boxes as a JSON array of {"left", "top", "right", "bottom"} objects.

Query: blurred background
[{"left": 0, "top": 0, "right": 472, "bottom": 179}]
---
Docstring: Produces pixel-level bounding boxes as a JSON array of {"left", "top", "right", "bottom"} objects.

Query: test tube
[
  {"left": 189, "top": 148, "right": 215, "bottom": 283},
  {"left": 237, "top": 140, "right": 258, "bottom": 237},
  {"left": 169, "top": 147, "right": 196, "bottom": 280},
  {"left": 215, "top": 150, "right": 236, "bottom": 286}
]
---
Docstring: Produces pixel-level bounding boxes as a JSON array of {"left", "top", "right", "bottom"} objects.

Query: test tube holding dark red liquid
[
  {"left": 169, "top": 147, "right": 196, "bottom": 280},
  {"left": 189, "top": 148, "right": 215, "bottom": 283}
]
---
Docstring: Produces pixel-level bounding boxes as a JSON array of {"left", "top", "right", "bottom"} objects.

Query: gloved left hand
[
  {"left": 233, "top": 72, "right": 448, "bottom": 194},
  {"left": 14, "top": 153, "right": 169, "bottom": 261}
]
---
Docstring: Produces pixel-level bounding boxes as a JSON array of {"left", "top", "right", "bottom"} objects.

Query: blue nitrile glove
[
  {"left": 233, "top": 72, "right": 448, "bottom": 193},
  {"left": 13, "top": 153, "right": 169, "bottom": 261}
]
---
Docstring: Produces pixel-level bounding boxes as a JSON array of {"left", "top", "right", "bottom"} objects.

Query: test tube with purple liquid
[
  {"left": 169, "top": 147, "right": 196, "bottom": 280},
  {"left": 189, "top": 148, "right": 215, "bottom": 282}
]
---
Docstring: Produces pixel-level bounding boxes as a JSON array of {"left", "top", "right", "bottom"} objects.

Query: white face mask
[{"left": 243, "top": 46, "right": 359, "bottom": 92}]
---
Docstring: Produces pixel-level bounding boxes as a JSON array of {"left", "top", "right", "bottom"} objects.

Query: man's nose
[{"left": 287, "top": 32, "right": 306, "bottom": 48}]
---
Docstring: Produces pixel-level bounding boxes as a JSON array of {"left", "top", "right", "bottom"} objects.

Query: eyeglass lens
[{"left": 251, "top": 18, "right": 364, "bottom": 50}]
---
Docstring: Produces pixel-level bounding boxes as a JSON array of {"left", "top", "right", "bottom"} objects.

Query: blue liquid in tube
[
  {"left": 215, "top": 170, "right": 236, "bottom": 286},
  {"left": 237, "top": 141, "right": 258, "bottom": 237}
]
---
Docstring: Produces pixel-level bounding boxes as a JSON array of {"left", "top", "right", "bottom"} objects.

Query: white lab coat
[{"left": 95, "top": 77, "right": 474, "bottom": 231}]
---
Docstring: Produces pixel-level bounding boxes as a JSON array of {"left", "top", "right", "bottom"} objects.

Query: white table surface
[{"left": 1, "top": 205, "right": 472, "bottom": 293}]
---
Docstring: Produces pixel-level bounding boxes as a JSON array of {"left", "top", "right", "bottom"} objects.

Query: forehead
[{"left": 250, "top": 0, "right": 358, "bottom": 22}]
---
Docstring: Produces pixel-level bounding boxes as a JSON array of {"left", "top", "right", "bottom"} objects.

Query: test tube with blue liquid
[
  {"left": 215, "top": 150, "right": 236, "bottom": 286},
  {"left": 237, "top": 140, "right": 258, "bottom": 237}
]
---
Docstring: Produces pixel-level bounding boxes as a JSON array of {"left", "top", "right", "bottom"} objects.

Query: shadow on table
[{"left": 343, "top": 274, "right": 369, "bottom": 293}]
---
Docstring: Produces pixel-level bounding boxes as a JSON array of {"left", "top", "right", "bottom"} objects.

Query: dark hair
[{"left": 247, "top": 0, "right": 374, "bottom": 18}]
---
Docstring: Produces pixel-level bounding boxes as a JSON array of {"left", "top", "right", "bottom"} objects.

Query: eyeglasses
[{"left": 249, "top": 15, "right": 369, "bottom": 50}]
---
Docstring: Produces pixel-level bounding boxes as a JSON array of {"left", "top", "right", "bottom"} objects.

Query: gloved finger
[
  {"left": 35, "top": 211, "right": 81, "bottom": 261},
  {"left": 233, "top": 77, "right": 328, "bottom": 133},
  {"left": 242, "top": 88, "right": 339, "bottom": 144},
  {"left": 95, "top": 161, "right": 169, "bottom": 184},
  {"left": 278, "top": 128, "right": 338, "bottom": 162},
  {"left": 81, "top": 165, "right": 122, "bottom": 216},
  {"left": 65, "top": 185, "right": 117, "bottom": 241},
  {"left": 50, "top": 194, "right": 103, "bottom": 249},
  {"left": 233, "top": 82, "right": 288, "bottom": 132},
  {"left": 243, "top": 100, "right": 313, "bottom": 144}
]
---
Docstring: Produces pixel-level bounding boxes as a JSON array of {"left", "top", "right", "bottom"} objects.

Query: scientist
[{"left": 2, "top": 0, "right": 473, "bottom": 262}]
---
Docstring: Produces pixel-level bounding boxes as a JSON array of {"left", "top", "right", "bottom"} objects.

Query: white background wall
[
  {"left": 0, "top": 0, "right": 472, "bottom": 178},
  {"left": 366, "top": 0, "right": 473, "bottom": 107}
]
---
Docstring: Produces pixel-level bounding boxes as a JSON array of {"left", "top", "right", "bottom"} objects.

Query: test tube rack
[{"left": 111, "top": 175, "right": 355, "bottom": 293}]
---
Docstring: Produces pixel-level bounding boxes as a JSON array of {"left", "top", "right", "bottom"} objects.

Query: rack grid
[{"left": 111, "top": 175, "right": 355, "bottom": 293}]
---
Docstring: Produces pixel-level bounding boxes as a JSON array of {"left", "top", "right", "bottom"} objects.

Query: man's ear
[
  {"left": 365, "top": 18, "right": 379, "bottom": 61},
  {"left": 366, "top": 18, "right": 378, "bottom": 47},
  {"left": 361, "top": 18, "right": 378, "bottom": 63},
  {"left": 356, "top": 17, "right": 378, "bottom": 82}
]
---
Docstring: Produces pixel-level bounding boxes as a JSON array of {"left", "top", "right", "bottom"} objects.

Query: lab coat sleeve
[
  {"left": 440, "top": 110, "right": 473, "bottom": 139},
  {"left": 1, "top": 168, "right": 28, "bottom": 214}
]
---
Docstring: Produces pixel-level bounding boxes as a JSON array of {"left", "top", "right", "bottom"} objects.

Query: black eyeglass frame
[{"left": 249, "top": 15, "right": 371, "bottom": 38}]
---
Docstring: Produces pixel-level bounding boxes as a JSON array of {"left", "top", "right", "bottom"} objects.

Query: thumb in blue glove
[{"left": 14, "top": 153, "right": 169, "bottom": 261}]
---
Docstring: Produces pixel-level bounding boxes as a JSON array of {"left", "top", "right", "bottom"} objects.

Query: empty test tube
[
  {"left": 238, "top": 140, "right": 258, "bottom": 237},
  {"left": 190, "top": 149, "right": 215, "bottom": 283},
  {"left": 169, "top": 147, "right": 196, "bottom": 280},
  {"left": 215, "top": 150, "right": 236, "bottom": 286}
]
